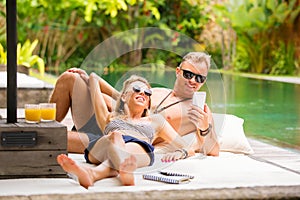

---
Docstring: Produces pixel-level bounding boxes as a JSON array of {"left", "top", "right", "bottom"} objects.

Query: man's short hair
[{"left": 181, "top": 52, "right": 211, "bottom": 70}]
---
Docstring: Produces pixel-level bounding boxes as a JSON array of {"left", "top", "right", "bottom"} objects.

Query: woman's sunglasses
[
  {"left": 180, "top": 69, "right": 207, "bottom": 83},
  {"left": 132, "top": 85, "right": 152, "bottom": 97}
]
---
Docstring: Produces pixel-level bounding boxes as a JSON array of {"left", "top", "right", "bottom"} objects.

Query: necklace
[{"left": 153, "top": 90, "right": 191, "bottom": 114}]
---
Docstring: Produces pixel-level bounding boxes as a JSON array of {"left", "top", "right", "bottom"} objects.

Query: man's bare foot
[
  {"left": 119, "top": 155, "right": 137, "bottom": 186},
  {"left": 57, "top": 154, "right": 94, "bottom": 189}
]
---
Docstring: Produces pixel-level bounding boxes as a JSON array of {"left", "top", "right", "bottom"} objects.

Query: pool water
[{"left": 206, "top": 73, "right": 300, "bottom": 149}]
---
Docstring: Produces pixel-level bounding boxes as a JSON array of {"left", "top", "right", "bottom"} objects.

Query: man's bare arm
[{"left": 199, "top": 120, "right": 220, "bottom": 156}]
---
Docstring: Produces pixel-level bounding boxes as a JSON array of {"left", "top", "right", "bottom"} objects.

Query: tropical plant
[
  {"left": 270, "top": 42, "right": 296, "bottom": 75},
  {"left": 81, "top": 0, "right": 209, "bottom": 68},
  {"left": 213, "top": 0, "right": 300, "bottom": 75},
  {"left": 0, "top": 39, "right": 45, "bottom": 76},
  {"left": 0, "top": 42, "right": 6, "bottom": 64},
  {"left": 1, "top": 0, "right": 209, "bottom": 75}
]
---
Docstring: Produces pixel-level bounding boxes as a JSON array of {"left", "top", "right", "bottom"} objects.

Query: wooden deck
[{"left": 248, "top": 138, "right": 300, "bottom": 175}]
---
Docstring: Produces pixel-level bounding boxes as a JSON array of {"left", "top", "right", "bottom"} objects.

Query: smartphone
[{"left": 192, "top": 92, "right": 206, "bottom": 110}]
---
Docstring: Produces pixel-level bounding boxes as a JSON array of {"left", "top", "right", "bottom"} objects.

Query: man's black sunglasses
[
  {"left": 132, "top": 85, "right": 152, "bottom": 97},
  {"left": 180, "top": 69, "right": 206, "bottom": 83}
]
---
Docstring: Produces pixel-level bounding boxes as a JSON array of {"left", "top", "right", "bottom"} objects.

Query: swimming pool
[{"left": 206, "top": 73, "right": 300, "bottom": 150}]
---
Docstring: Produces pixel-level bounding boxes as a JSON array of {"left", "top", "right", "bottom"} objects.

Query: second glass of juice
[{"left": 40, "top": 103, "right": 56, "bottom": 122}]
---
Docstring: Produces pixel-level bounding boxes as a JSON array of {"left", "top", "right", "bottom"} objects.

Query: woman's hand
[
  {"left": 161, "top": 151, "right": 183, "bottom": 162},
  {"left": 67, "top": 68, "right": 89, "bottom": 84},
  {"left": 67, "top": 68, "right": 88, "bottom": 76}
]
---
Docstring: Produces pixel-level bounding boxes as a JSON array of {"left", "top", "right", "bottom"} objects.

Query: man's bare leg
[
  {"left": 70, "top": 73, "right": 94, "bottom": 130},
  {"left": 50, "top": 71, "right": 76, "bottom": 122},
  {"left": 67, "top": 131, "right": 89, "bottom": 153},
  {"left": 57, "top": 154, "right": 118, "bottom": 189},
  {"left": 50, "top": 70, "right": 94, "bottom": 129}
]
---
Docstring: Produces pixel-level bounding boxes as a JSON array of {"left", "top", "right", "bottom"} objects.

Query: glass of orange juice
[
  {"left": 40, "top": 103, "right": 56, "bottom": 122},
  {"left": 25, "top": 104, "right": 41, "bottom": 123}
]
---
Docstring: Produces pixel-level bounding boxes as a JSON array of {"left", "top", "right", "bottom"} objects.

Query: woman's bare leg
[
  {"left": 87, "top": 131, "right": 151, "bottom": 185},
  {"left": 119, "top": 155, "right": 137, "bottom": 186},
  {"left": 88, "top": 134, "right": 116, "bottom": 164},
  {"left": 57, "top": 154, "right": 93, "bottom": 188},
  {"left": 114, "top": 142, "right": 151, "bottom": 186},
  {"left": 57, "top": 154, "right": 117, "bottom": 189},
  {"left": 89, "top": 132, "right": 150, "bottom": 167}
]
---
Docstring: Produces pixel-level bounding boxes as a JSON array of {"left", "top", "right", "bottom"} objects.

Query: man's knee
[
  {"left": 51, "top": 71, "right": 79, "bottom": 102},
  {"left": 56, "top": 71, "right": 78, "bottom": 91}
]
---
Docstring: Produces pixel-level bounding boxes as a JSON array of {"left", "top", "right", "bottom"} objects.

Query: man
[{"left": 50, "top": 52, "right": 219, "bottom": 156}]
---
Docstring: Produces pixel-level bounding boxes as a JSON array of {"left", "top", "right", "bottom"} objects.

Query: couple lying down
[{"left": 54, "top": 52, "right": 220, "bottom": 188}]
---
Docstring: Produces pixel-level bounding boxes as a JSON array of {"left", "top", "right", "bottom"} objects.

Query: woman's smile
[{"left": 135, "top": 95, "right": 146, "bottom": 103}]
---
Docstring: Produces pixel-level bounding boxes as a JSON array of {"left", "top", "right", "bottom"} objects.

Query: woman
[{"left": 57, "top": 73, "right": 193, "bottom": 188}]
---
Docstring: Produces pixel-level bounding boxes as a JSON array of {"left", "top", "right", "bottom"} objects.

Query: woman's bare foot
[
  {"left": 57, "top": 154, "right": 94, "bottom": 189},
  {"left": 119, "top": 155, "right": 137, "bottom": 186}
]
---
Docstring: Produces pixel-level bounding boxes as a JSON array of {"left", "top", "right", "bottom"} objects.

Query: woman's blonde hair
[{"left": 113, "top": 75, "right": 151, "bottom": 118}]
